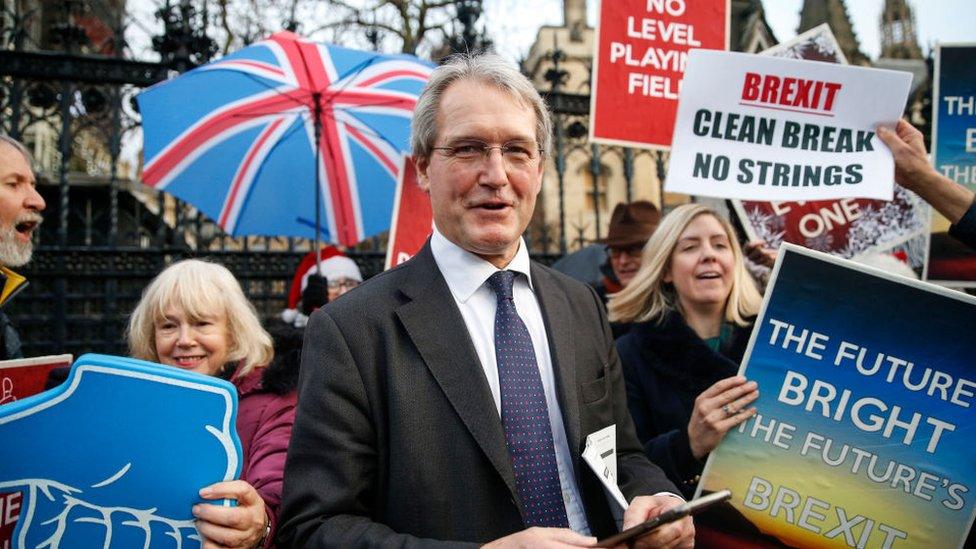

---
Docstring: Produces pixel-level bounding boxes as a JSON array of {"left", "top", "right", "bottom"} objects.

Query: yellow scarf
[{"left": 0, "top": 266, "right": 28, "bottom": 308}]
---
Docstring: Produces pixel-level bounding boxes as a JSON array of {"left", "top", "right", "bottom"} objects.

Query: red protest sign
[
  {"left": 384, "top": 155, "right": 432, "bottom": 270},
  {"left": 0, "top": 491, "right": 22, "bottom": 548},
  {"left": 0, "top": 354, "right": 73, "bottom": 546},
  {"left": 590, "top": 0, "right": 728, "bottom": 149},
  {"left": 0, "top": 354, "right": 73, "bottom": 405},
  {"left": 733, "top": 193, "right": 925, "bottom": 257}
]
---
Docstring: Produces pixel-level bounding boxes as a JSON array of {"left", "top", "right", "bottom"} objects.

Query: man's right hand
[{"left": 483, "top": 527, "right": 596, "bottom": 548}]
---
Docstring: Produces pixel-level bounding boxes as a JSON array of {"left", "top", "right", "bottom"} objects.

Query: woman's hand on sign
[
  {"left": 194, "top": 480, "right": 268, "bottom": 549},
  {"left": 688, "top": 376, "right": 759, "bottom": 460},
  {"left": 744, "top": 240, "right": 778, "bottom": 269}
]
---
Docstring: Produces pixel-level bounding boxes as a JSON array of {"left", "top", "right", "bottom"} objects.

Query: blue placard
[
  {"left": 933, "top": 44, "right": 976, "bottom": 190},
  {"left": 929, "top": 43, "right": 976, "bottom": 284},
  {"left": 699, "top": 245, "right": 976, "bottom": 548},
  {"left": 0, "top": 354, "right": 242, "bottom": 548}
]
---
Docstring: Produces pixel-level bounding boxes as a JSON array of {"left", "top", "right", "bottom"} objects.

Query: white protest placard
[{"left": 666, "top": 50, "right": 911, "bottom": 201}]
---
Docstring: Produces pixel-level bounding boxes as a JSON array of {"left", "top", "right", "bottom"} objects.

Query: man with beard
[{"left": 0, "top": 135, "right": 46, "bottom": 359}]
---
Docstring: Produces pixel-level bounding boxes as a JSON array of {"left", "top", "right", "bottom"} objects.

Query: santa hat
[
  {"left": 856, "top": 252, "right": 918, "bottom": 280},
  {"left": 285, "top": 246, "right": 363, "bottom": 312}
]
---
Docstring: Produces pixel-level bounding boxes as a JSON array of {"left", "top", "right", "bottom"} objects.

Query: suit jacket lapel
[
  {"left": 395, "top": 244, "right": 520, "bottom": 501},
  {"left": 531, "top": 264, "right": 583, "bottom": 472}
]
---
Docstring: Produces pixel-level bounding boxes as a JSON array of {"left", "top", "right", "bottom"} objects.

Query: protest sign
[
  {"left": 589, "top": 0, "right": 728, "bottom": 149},
  {"left": 759, "top": 23, "right": 850, "bottom": 65},
  {"left": 697, "top": 244, "right": 976, "bottom": 548},
  {"left": 384, "top": 155, "right": 432, "bottom": 270},
  {"left": 0, "top": 355, "right": 73, "bottom": 547},
  {"left": 0, "top": 354, "right": 242, "bottom": 548},
  {"left": 0, "top": 490, "right": 20, "bottom": 549},
  {"left": 666, "top": 50, "right": 912, "bottom": 201},
  {"left": 731, "top": 25, "right": 930, "bottom": 276},
  {"left": 928, "top": 43, "right": 976, "bottom": 285},
  {"left": 733, "top": 195, "right": 929, "bottom": 275},
  {"left": 0, "top": 354, "right": 73, "bottom": 405}
]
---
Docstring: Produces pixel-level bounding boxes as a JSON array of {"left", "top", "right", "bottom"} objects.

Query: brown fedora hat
[{"left": 598, "top": 201, "right": 661, "bottom": 248}]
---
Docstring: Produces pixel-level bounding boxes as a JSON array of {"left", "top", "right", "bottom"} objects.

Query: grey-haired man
[
  {"left": 0, "top": 135, "right": 45, "bottom": 359},
  {"left": 280, "top": 54, "right": 693, "bottom": 548}
]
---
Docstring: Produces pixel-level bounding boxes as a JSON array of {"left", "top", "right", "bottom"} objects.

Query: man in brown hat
[
  {"left": 596, "top": 201, "right": 659, "bottom": 297},
  {"left": 595, "top": 201, "right": 659, "bottom": 338}
]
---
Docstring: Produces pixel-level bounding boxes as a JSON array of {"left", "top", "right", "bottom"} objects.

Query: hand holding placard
[
  {"left": 687, "top": 376, "right": 758, "bottom": 460},
  {"left": 667, "top": 50, "right": 911, "bottom": 201},
  {"left": 879, "top": 120, "right": 976, "bottom": 225}
]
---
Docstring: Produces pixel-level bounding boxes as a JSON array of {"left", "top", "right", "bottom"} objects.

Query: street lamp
[{"left": 152, "top": 0, "right": 217, "bottom": 73}]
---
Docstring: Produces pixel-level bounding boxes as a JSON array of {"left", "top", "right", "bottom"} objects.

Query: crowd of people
[{"left": 1, "top": 50, "right": 975, "bottom": 549}]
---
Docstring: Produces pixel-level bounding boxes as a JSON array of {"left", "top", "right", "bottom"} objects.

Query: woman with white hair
[
  {"left": 609, "top": 203, "right": 763, "bottom": 498},
  {"left": 129, "top": 259, "right": 297, "bottom": 548}
]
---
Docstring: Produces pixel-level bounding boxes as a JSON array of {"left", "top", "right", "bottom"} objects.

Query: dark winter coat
[
  {"left": 231, "top": 355, "right": 299, "bottom": 549},
  {"left": 0, "top": 266, "right": 28, "bottom": 360},
  {"left": 592, "top": 262, "right": 634, "bottom": 339},
  {"left": 616, "top": 311, "right": 753, "bottom": 498},
  {"left": 0, "top": 310, "right": 22, "bottom": 360},
  {"left": 949, "top": 199, "right": 976, "bottom": 251}
]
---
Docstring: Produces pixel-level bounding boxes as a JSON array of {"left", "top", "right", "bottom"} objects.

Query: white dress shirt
[{"left": 430, "top": 228, "right": 592, "bottom": 534}]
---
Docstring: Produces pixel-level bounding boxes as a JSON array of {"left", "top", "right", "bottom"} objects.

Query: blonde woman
[
  {"left": 129, "top": 259, "right": 297, "bottom": 548},
  {"left": 609, "top": 204, "right": 763, "bottom": 498}
]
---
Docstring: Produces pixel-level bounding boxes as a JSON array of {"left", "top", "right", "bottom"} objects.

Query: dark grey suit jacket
[{"left": 278, "top": 243, "right": 679, "bottom": 548}]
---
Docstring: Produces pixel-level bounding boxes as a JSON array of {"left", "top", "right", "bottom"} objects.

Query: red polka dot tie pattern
[{"left": 486, "top": 270, "right": 569, "bottom": 528}]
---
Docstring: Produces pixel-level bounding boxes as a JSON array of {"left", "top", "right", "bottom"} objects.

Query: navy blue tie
[{"left": 486, "top": 270, "right": 569, "bottom": 528}]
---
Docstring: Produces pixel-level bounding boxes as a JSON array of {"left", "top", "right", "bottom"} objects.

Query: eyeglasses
[
  {"left": 431, "top": 139, "right": 543, "bottom": 166},
  {"left": 608, "top": 245, "right": 644, "bottom": 259},
  {"left": 327, "top": 279, "right": 360, "bottom": 290}
]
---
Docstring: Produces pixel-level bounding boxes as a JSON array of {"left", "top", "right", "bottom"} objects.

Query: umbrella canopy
[
  {"left": 551, "top": 244, "right": 607, "bottom": 287},
  {"left": 138, "top": 31, "right": 434, "bottom": 246}
]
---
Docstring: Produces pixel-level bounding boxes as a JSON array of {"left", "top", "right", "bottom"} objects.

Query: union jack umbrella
[{"left": 137, "top": 32, "right": 434, "bottom": 246}]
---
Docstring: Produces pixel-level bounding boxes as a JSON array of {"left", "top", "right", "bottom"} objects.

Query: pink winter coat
[{"left": 232, "top": 363, "right": 298, "bottom": 548}]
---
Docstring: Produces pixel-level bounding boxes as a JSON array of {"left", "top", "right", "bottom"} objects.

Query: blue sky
[{"left": 763, "top": 0, "right": 976, "bottom": 59}]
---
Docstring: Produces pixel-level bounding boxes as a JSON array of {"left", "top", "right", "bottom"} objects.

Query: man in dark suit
[{"left": 279, "top": 53, "right": 694, "bottom": 548}]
